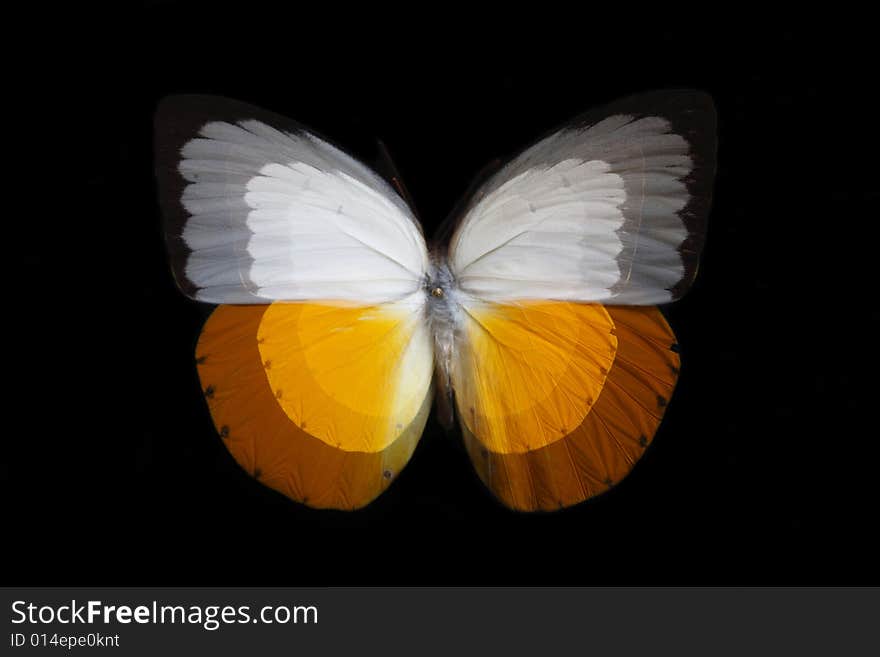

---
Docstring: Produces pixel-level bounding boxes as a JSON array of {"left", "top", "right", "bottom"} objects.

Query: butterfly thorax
[{"left": 426, "top": 254, "right": 464, "bottom": 425}]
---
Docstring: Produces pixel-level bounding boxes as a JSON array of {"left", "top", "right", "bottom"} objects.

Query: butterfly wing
[
  {"left": 448, "top": 90, "right": 716, "bottom": 304},
  {"left": 445, "top": 91, "right": 716, "bottom": 509},
  {"left": 196, "top": 300, "right": 432, "bottom": 509},
  {"left": 155, "top": 95, "right": 427, "bottom": 304},
  {"left": 453, "top": 302, "right": 678, "bottom": 510},
  {"left": 155, "top": 96, "right": 432, "bottom": 509}
]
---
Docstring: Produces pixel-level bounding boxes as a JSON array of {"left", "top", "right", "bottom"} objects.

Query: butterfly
[{"left": 154, "top": 91, "right": 716, "bottom": 511}]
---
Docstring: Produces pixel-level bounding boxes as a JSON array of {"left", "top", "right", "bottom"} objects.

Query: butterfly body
[
  {"left": 155, "top": 91, "right": 716, "bottom": 511},
  {"left": 424, "top": 254, "right": 463, "bottom": 406}
]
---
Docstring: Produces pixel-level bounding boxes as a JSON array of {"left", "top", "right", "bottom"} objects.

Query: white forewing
[
  {"left": 157, "top": 97, "right": 428, "bottom": 304},
  {"left": 448, "top": 92, "right": 715, "bottom": 304}
]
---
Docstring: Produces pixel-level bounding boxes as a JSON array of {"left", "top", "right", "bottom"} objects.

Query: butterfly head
[{"left": 424, "top": 256, "right": 461, "bottom": 316}]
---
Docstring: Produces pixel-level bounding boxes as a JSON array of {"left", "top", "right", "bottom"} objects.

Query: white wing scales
[
  {"left": 448, "top": 92, "right": 716, "bottom": 305},
  {"left": 156, "top": 96, "right": 428, "bottom": 305},
  {"left": 157, "top": 92, "right": 715, "bottom": 308}
]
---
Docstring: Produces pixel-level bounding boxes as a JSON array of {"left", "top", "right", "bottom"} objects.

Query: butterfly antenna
[
  {"left": 433, "top": 157, "right": 503, "bottom": 247},
  {"left": 376, "top": 139, "right": 419, "bottom": 218}
]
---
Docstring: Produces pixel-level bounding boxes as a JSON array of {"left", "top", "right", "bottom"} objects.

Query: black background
[{"left": 4, "top": 5, "right": 878, "bottom": 584}]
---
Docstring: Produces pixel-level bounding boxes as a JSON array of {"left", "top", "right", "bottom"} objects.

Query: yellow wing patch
[
  {"left": 196, "top": 301, "right": 432, "bottom": 510},
  {"left": 453, "top": 301, "right": 617, "bottom": 454},
  {"left": 457, "top": 303, "right": 679, "bottom": 511},
  {"left": 258, "top": 299, "right": 432, "bottom": 452}
]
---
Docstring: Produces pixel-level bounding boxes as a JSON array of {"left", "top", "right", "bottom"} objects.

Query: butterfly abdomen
[{"left": 426, "top": 253, "right": 467, "bottom": 426}]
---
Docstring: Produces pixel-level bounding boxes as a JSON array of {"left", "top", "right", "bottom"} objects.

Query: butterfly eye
[{"left": 431, "top": 287, "right": 445, "bottom": 298}]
